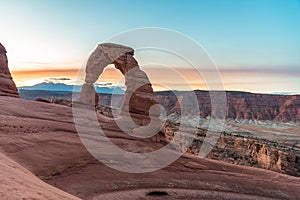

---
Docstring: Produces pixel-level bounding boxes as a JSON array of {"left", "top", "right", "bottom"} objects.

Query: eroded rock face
[
  {"left": 156, "top": 91, "right": 300, "bottom": 122},
  {"left": 208, "top": 132, "right": 300, "bottom": 176},
  {"left": 80, "top": 43, "right": 160, "bottom": 125},
  {"left": 162, "top": 121, "right": 300, "bottom": 177},
  {"left": 0, "top": 43, "right": 19, "bottom": 97}
]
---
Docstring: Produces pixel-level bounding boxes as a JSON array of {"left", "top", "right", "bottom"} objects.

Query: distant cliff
[
  {"left": 22, "top": 88, "right": 299, "bottom": 176},
  {"left": 156, "top": 90, "right": 300, "bottom": 122},
  {"left": 209, "top": 133, "right": 300, "bottom": 177},
  {"left": 162, "top": 121, "right": 300, "bottom": 177},
  {"left": 19, "top": 89, "right": 300, "bottom": 122}
]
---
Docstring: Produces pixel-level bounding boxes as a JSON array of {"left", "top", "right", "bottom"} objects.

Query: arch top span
[{"left": 85, "top": 43, "right": 134, "bottom": 84}]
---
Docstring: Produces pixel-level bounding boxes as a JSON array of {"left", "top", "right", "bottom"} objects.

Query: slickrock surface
[
  {"left": 0, "top": 43, "right": 19, "bottom": 97},
  {"left": 0, "top": 151, "right": 79, "bottom": 199},
  {"left": 0, "top": 96, "right": 300, "bottom": 199}
]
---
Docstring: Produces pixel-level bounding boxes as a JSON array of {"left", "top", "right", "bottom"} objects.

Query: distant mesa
[{"left": 0, "top": 43, "right": 19, "bottom": 97}]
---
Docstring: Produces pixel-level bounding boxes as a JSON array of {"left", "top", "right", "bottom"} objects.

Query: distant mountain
[
  {"left": 269, "top": 92, "right": 299, "bottom": 95},
  {"left": 19, "top": 82, "right": 125, "bottom": 94}
]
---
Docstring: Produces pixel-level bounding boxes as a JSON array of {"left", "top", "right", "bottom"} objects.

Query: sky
[{"left": 1, "top": 0, "right": 300, "bottom": 93}]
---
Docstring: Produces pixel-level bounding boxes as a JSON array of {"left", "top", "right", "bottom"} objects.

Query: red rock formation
[
  {"left": 209, "top": 133, "right": 300, "bottom": 177},
  {"left": 162, "top": 122, "right": 300, "bottom": 177},
  {"left": 33, "top": 89, "right": 299, "bottom": 123},
  {"left": 80, "top": 43, "right": 160, "bottom": 127},
  {"left": 275, "top": 96, "right": 300, "bottom": 122},
  {"left": 1, "top": 96, "right": 300, "bottom": 199},
  {"left": 79, "top": 83, "right": 99, "bottom": 108},
  {"left": 156, "top": 91, "right": 300, "bottom": 122},
  {"left": 0, "top": 43, "right": 19, "bottom": 97}
]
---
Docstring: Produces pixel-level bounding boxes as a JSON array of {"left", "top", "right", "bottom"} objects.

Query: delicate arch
[{"left": 79, "top": 43, "right": 161, "bottom": 135}]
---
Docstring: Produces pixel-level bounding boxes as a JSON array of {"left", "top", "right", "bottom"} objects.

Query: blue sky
[{"left": 0, "top": 0, "right": 300, "bottom": 92}]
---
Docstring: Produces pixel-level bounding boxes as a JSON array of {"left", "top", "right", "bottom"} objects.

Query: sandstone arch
[{"left": 79, "top": 43, "right": 161, "bottom": 134}]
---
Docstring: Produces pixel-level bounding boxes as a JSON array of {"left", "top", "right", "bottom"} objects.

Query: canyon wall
[
  {"left": 156, "top": 91, "right": 300, "bottom": 122},
  {"left": 19, "top": 90, "right": 300, "bottom": 122},
  {"left": 94, "top": 91, "right": 300, "bottom": 122},
  {"left": 162, "top": 122, "right": 300, "bottom": 177},
  {"left": 209, "top": 132, "right": 300, "bottom": 177}
]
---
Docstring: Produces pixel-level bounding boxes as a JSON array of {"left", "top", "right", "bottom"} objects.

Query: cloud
[
  {"left": 49, "top": 77, "right": 71, "bottom": 81},
  {"left": 95, "top": 82, "right": 113, "bottom": 86},
  {"left": 44, "top": 77, "right": 72, "bottom": 84}
]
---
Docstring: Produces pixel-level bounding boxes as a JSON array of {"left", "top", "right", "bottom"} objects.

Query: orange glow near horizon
[
  {"left": 11, "top": 66, "right": 299, "bottom": 93},
  {"left": 11, "top": 66, "right": 210, "bottom": 90},
  {"left": 11, "top": 66, "right": 124, "bottom": 87}
]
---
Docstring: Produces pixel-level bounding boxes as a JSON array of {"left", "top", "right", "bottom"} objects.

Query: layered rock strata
[
  {"left": 79, "top": 43, "right": 160, "bottom": 130},
  {"left": 163, "top": 121, "right": 300, "bottom": 177}
]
